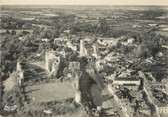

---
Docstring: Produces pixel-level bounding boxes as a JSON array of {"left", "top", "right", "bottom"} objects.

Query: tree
[
  {"left": 6, "top": 30, "right": 10, "bottom": 34},
  {"left": 63, "top": 67, "right": 69, "bottom": 76},
  {"left": 68, "top": 53, "right": 78, "bottom": 61},
  {"left": 79, "top": 56, "right": 88, "bottom": 70},
  {"left": 64, "top": 47, "right": 72, "bottom": 53},
  {"left": 117, "top": 42, "right": 122, "bottom": 48},
  {"left": 11, "top": 30, "right": 16, "bottom": 35},
  {"left": 120, "top": 45, "right": 130, "bottom": 55},
  {"left": 135, "top": 45, "right": 149, "bottom": 59}
]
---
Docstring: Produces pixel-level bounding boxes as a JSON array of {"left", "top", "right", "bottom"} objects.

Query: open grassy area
[
  {"left": 30, "top": 61, "right": 46, "bottom": 70},
  {"left": 25, "top": 82, "right": 75, "bottom": 102},
  {"left": 3, "top": 72, "right": 17, "bottom": 92},
  {"left": 154, "top": 31, "right": 168, "bottom": 37},
  {"left": 0, "top": 29, "right": 33, "bottom": 34}
]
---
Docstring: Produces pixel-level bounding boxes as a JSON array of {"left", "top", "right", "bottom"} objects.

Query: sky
[{"left": 1, "top": 0, "right": 168, "bottom": 5}]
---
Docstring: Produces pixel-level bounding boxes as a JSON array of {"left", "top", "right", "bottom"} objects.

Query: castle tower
[
  {"left": 80, "top": 40, "right": 85, "bottom": 56},
  {"left": 45, "top": 50, "right": 61, "bottom": 78},
  {"left": 45, "top": 51, "right": 51, "bottom": 72},
  {"left": 16, "top": 61, "right": 22, "bottom": 71},
  {"left": 75, "top": 90, "right": 82, "bottom": 104},
  {"left": 18, "top": 70, "right": 24, "bottom": 85},
  {"left": 92, "top": 43, "right": 99, "bottom": 57}
]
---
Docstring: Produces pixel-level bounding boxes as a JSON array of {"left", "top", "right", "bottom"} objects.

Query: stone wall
[
  {"left": 45, "top": 50, "right": 61, "bottom": 77},
  {"left": 16, "top": 62, "right": 24, "bottom": 85}
]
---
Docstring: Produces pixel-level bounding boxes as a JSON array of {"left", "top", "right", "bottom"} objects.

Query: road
[{"left": 101, "top": 86, "right": 126, "bottom": 117}]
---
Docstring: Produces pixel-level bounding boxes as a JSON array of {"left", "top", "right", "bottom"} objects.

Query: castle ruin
[
  {"left": 45, "top": 50, "right": 61, "bottom": 77},
  {"left": 16, "top": 61, "right": 24, "bottom": 85}
]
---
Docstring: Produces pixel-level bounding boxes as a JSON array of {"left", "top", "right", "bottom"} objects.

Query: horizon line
[{"left": 2, "top": 4, "right": 168, "bottom": 6}]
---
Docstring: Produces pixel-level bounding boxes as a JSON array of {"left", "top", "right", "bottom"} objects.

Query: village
[
  {"left": 1, "top": 5, "right": 168, "bottom": 117},
  {"left": 1, "top": 31, "right": 168, "bottom": 117}
]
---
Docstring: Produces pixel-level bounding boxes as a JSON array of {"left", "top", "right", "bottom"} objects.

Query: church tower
[{"left": 80, "top": 39, "right": 85, "bottom": 56}]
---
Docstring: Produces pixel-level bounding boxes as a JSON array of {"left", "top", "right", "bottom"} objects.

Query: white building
[
  {"left": 54, "top": 38, "right": 61, "bottom": 44},
  {"left": 66, "top": 41, "right": 77, "bottom": 51},
  {"left": 97, "top": 38, "right": 118, "bottom": 47},
  {"left": 95, "top": 59, "right": 105, "bottom": 71},
  {"left": 112, "top": 78, "right": 140, "bottom": 86},
  {"left": 127, "top": 38, "right": 135, "bottom": 44},
  {"left": 41, "top": 38, "right": 50, "bottom": 42},
  {"left": 80, "top": 39, "right": 98, "bottom": 56},
  {"left": 154, "top": 99, "right": 168, "bottom": 114}
]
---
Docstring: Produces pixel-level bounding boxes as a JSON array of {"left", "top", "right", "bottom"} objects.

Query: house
[
  {"left": 97, "top": 38, "right": 118, "bottom": 47},
  {"left": 86, "top": 55, "right": 96, "bottom": 62},
  {"left": 104, "top": 52, "right": 123, "bottom": 62},
  {"left": 139, "top": 108, "right": 151, "bottom": 115},
  {"left": 118, "top": 69, "right": 135, "bottom": 78},
  {"left": 41, "top": 38, "right": 50, "bottom": 42},
  {"left": 154, "top": 99, "right": 168, "bottom": 114},
  {"left": 151, "top": 82, "right": 166, "bottom": 90},
  {"left": 112, "top": 78, "right": 141, "bottom": 86},
  {"left": 54, "top": 38, "right": 61, "bottom": 44},
  {"left": 66, "top": 41, "right": 78, "bottom": 51},
  {"left": 18, "top": 37, "right": 26, "bottom": 41},
  {"left": 80, "top": 39, "right": 98, "bottom": 56},
  {"left": 127, "top": 38, "right": 135, "bottom": 44},
  {"left": 123, "top": 84, "right": 139, "bottom": 91},
  {"left": 63, "top": 29, "right": 70, "bottom": 33},
  {"left": 148, "top": 24, "right": 158, "bottom": 27},
  {"left": 84, "top": 44, "right": 94, "bottom": 55},
  {"left": 68, "top": 62, "right": 80, "bottom": 71},
  {"left": 153, "top": 91, "right": 164, "bottom": 98}
]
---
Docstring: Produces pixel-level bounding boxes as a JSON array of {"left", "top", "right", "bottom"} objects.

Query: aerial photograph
[{"left": 0, "top": 0, "right": 168, "bottom": 117}]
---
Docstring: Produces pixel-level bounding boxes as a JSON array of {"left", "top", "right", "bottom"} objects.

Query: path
[{"left": 101, "top": 86, "right": 126, "bottom": 117}]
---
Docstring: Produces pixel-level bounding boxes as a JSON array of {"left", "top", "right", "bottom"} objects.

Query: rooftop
[
  {"left": 153, "top": 99, "right": 168, "bottom": 107},
  {"left": 115, "top": 78, "right": 139, "bottom": 81},
  {"left": 84, "top": 44, "right": 93, "bottom": 48},
  {"left": 115, "top": 90, "right": 123, "bottom": 99},
  {"left": 123, "top": 84, "right": 137, "bottom": 86}
]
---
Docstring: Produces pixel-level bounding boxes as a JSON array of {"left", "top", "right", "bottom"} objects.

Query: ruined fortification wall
[
  {"left": 45, "top": 51, "right": 61, "bottom": 77},
  {"left": 16, "top": 62, "right": 24, "bottom": 85}
]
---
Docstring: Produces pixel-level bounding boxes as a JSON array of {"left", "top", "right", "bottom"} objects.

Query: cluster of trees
[
  {"left": 107, "top": 32, "right": 165, "bottom": 60},
  {"left": 70, "top": 18, "right": 129, "bottom": 38},
  {"left": 131, "top": 9, "right": 166, "bottom": 20},
  {"left": 33, "top": 27, "right": 61, "bottom": 39},
  {"left": 0, "top": 34, "right": 40, "bottom": 81},
  {"left": 4, "top": 30, "right": 17, "bottom": 35},
  {"left": 1, "top": 17, "right": 33, "bottom": 29},
  {"left": 135, "top": 33, "right": 164, "bottom": 58}
]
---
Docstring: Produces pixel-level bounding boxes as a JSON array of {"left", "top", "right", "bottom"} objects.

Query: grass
[
  {"left": 154, "top": 31, "right": 168, "bottom": 37},
  {"left": 25, "top": 82, "right": 75, "bottom": 102},
  {"left": 0, "top": 29, "right": 33, "bottom": 34}
]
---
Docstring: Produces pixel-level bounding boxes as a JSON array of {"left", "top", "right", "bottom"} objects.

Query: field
[
  {"left": 26, "top": 82, "right": 75, "bottom": 102},
  {"left": 3, "top": 72, "right": 17, "bottom": 92},
  {"left": 30, "top": 61, "right": 46, "bottom": 70},
  {"left": 24, "top": 61, "right": 76, "bottom": 102},
  {"left": 0, "top": 29, "right": 33, "bottom": 34},
  {"left": 154, "top": 31, "right": 168, "bottom": 37},
  {"left": 160, "top": 27, "right": 168, "bottom": 31}
]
